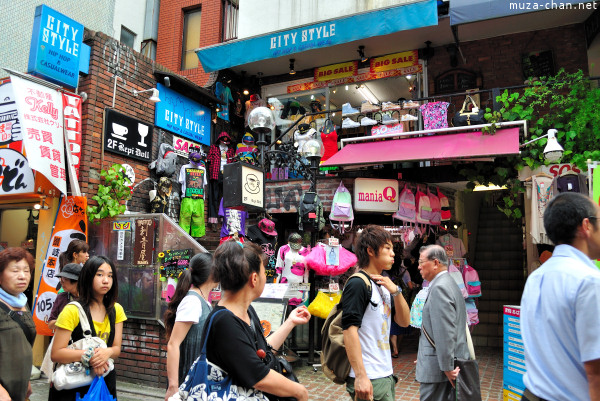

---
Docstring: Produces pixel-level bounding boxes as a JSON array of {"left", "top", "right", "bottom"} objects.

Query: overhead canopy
[
  {"left": 196, "top": 0, "right": 438, "bottom": 72},
  {"left": 321, "top": 128, "right": 520, "bottom": 167},
  {"left": 450, "top": 0, "right": 593, "bottom": 25}
]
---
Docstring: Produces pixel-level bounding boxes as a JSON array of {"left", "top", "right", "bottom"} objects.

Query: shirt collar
[
  {"left": 430, "top": 269, "right": 448, "bottom": 286},
  {"left": 550, "top": 244, "right": 597, "bottom": 270}
]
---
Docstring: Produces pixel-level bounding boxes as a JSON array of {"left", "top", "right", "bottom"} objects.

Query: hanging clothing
[
  {"left": 275, "top": 245, "right": 309, "bottom": 284},
  {"left": 246, "top": 225, "right": 278, "bottom": 282},
  {"left": 178, "top": 163, "right": 207, "bottom": 199},
  {"left": 215, "top": 82, "right": 234, "bottom": 121},
  {"left": 530, "top": 175, "right": 554, "bottom": 244},
  {"left": 218, "top": 198, "right": 248, "bottom": 238},
  {"left": 320, "top": 130, "right": 338, "bottom": 162},
  {"left": 551, "top": 173, "right": 588, "bottom": 195},
  {"left": 206, "top": 132, "right": 235, "bottom": 224},
  {"left": 436, "top": 234, "right": 466, "bottom": 258},
  {"left": 179, "top": 198, "right": 205, "bottom": 237},
  {"left": 419, "top": 102, "right": 450, "bottom": 130}
]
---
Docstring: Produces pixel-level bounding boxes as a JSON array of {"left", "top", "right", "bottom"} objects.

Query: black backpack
[{"left": 298, "top": 191, "right": 324, "bottom": 231}]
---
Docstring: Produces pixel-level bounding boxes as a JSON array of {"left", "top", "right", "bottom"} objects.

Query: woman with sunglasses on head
[{"left": 50, "top": 256, "right": 126, "bottom": 401}]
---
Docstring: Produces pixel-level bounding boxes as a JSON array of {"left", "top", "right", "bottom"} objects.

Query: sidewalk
[{"left": 30, "top": 337, "right": 503, "bottom": 401}]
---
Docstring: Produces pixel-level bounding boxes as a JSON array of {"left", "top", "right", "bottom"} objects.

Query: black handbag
[
  {"left": 422, "top": 323, "right": 482, "bottom": 401},
  {"left": 452, "top": 95, "right": 485, "bottom": 127}
]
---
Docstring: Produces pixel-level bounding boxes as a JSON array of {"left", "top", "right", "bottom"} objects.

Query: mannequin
[
  {"left": 294, "top": 124, "right": 317, "bottom": 155},
  {"left": 244, "top": 94, "right": 266, "bottom": 124},
  {"left": 150, "top": 177, "right": 172, "bottom": 214},
  {"left": 246, "top": 218, "right": 278, "bottom": 282},
  {"left": 178, "top": 147, "right": 207, "bottom": 238},
  {"left": 218, "top": 198, "right": 249, "bottom": 244},
  {"left": 215, "top": 80, "right": 234, "bottom": 122},
  {"left": 235, "top": 132, "right": 258, "bottom": 165},
  {"left": 206, "top": 131, "right": 235, "bottom": 225},
  {"left": 275, "top": 233, "right": 309, "bottom": 284}
]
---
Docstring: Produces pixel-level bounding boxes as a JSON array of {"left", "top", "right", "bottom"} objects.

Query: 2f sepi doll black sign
[{"left": 103, "top": 108, "right": 152, "bottom": 162}]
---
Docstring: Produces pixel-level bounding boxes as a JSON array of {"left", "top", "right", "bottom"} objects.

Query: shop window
[
  {"left": 182, "top": 8, "right": 202, "bottom": 70},
  {"left": 222, "top": 0, "right": 238, "bottom": 42},
  {"left": 120, "top": 26, "right": 136, "bottom": 49}
]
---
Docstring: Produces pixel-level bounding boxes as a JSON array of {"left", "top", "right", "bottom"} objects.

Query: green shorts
[{"left": 346, "top": 374, "right": 397, "bottom": 401}]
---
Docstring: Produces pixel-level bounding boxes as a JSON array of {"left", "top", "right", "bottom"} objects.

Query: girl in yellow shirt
[{"left": 50, "top": 256, "right": 127, "bottom": 401}]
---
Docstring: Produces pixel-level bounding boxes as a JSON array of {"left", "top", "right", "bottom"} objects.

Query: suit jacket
[{"left": 416, "top": 272, "right": 469, "bottom": 383}]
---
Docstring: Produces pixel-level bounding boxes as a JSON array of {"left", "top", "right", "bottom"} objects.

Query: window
[
  {"left": 182, "top": 8, "right": 202, "bottom": 70},
  {"left": 120, "top": 26, "right": 136, "bottom": 49},
  {"left": 222, "top": 0, "right": 238, "bottom": 42}
]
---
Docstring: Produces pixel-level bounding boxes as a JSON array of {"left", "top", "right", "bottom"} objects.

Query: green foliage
[
  {"left": 461, "top": 69, "right": 600, "bottom": 219},
  {"left": 87, "top": 164, "right": 132, "bottom": 224}
]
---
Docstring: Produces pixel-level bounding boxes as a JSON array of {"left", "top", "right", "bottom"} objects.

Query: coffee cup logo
[{"left": 112, "top": 123, "right": 128, "bottom": 140}]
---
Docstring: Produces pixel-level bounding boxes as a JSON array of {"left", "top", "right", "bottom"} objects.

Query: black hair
[
  {"left": 77, "top": 256, "right": 118, "bottom": 311},
  {"left": 58, "top": 240, "right": 89, "bottom": 270},
  {"left": 355, "top": 225, "right": 392, "bottom": 268},
  {"left": 213, "top": 241, "right": 264, "bottom": 292},
  {"left": 163, "top": 252, "right": 214, "bottom": 339},
  {"left": 544, "top": 192, "right": 597, "bottom": 245}
]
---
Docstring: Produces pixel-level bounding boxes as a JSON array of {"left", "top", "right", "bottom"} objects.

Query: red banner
[
  {"left": 33, "top": 196, "right": 87, "bottom": 335},
  {"left": 62, "top": 93, "right": 82, "bottom": 179}
]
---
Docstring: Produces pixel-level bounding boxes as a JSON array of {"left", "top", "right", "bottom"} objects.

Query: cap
[
  {"left": 258, "top": 218, "right": 277, "bottom": 236},
  {"left": 56, "top": 263, "right": 83, "bottom": 281},
  {"left": 288, "top": 233, "right": 303, "bottom": 250}
]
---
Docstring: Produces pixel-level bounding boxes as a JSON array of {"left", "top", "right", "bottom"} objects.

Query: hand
[
  {"left": 0, "top": 384, "right": 11, "bottom": 401},
  {"left": 354, "top": 374, "right": 373, "bottom": 401},
  {"left": 93, "top": 362, "right": 110, "bottom": 377},
  {"left": 90, "top": 347, "right": 113, "bottom": 369},
  {"left": 26, "top": 381, "right": 32, "bottom": 399},
  {"left": 287, "top": 306, "right": 311, "bottom": 326},
  {"left": 444, "top": 367, "right": 460, "bottom": 388},
  {"left": 166, "top": 384, "right": 179, "bottom": 401},
  {"left": 370, "top": 274, "right": 396, "bottom": 294}
]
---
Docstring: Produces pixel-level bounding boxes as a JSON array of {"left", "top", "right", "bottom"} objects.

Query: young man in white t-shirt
[{"left": 341, "top": 225, "right": 411, "bottom": 401}]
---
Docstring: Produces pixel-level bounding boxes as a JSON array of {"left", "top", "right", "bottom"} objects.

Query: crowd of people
[{"left": 3, "top": 193, "right": 600, "bottom": 401}]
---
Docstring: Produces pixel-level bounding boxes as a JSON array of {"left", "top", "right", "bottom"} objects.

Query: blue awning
[
  {"left": 450, "top": 0, "right": 593, "bottom": 25},
  {"left": 196, "top": 0, "right": 438, "bottom": 72}
]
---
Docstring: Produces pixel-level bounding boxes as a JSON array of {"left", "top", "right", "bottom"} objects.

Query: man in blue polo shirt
[{"left": 521, "top": 192, "right": 600, "bottom": 401}]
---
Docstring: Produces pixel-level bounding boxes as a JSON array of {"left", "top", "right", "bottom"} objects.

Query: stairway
[{"left": 472, "top": 204, "right": 525, "bottom": 348}]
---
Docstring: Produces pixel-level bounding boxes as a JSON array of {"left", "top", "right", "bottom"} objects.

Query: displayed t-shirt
[
  {"left": 205, "top": 306, "right": 271, "bottom": 389},
  {"left": 219, "top": 144, "right": 228, "bottom": 172},
  {"left": 420, "top": 102, "right": 450, "bottom": 130},
  {"left": 175, "top": 293, "right": 205, "bottom": 323},
  {"left": 321, "top": 131, "right": 338, "bottom": 162},
  {"left": 56, "top": 303, "right": 127, "bottom": 343},
  {"left": 275, "top": 245, "right": 308, "bottom": 284},
  {"left": 179, "top": 163, "right": 208, "bottom": 199},
  {"left": 531, "top": 175, "right": 554, "bottom": 244},
  {"left": 436, "top": 234, "right": 466, "bottom": 258},
  {"left": 218, "top": 198, "right": 248, "bottom": 238},
  {"left": 246, "top": 225, "right": 278, "bottom": 281}
]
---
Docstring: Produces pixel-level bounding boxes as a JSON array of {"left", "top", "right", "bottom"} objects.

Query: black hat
[{"left": 56, "top": 263, "right": 82, "bottom": 281}]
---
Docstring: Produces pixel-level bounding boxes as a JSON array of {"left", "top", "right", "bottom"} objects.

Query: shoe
[
  {"left": 361, "top": 101, "right": 381, "bottom": 113},
  {"left": 403, "top": 100, "right": 420, "bottom": 109},
  {"left": 381, "top": 101, "right": 402, "bottom": 111},
  {"left": 360, "top": 116, "right": 378, "bottom": 126},
  {"left": 381, "top": 113, "right": 399, "bottom": 125},
  {"left": 342, "top": 103, "right": 359, "bottom": 116},
  {"left": 401, "top": 113, "right": 418, "bottom": 121},
  {"left": 342, "top": 118, "right": 360, "bottom": 128}
]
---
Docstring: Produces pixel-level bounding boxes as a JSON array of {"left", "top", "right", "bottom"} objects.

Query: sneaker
[
  {"left": 403, "top": 100, "right": 420, "bottom": 109},
  {"left": 381, "top": 101, "right": 402, "bottom": 111},
  {"left": 342, "top": 103, "right": 359, "bottom": 116},
  {"left": 401, "top": 113, "right": 418, "bottom": 121},
  {"left": 342, "top": 118, "right": 360, "bottom": 128},
  {"left": 381, "top": 113, "right": 399, "bottom": 125},
  {"left": 361, "top": 101, "right": 381, "bottom": 113},
  {"left": 360, "top": 116, "right": 378, "bottom": 126}
]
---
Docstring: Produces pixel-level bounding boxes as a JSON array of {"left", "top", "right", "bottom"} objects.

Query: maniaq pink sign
[{"left": 10, "top": 74, "right": 66, "bottom": 194}]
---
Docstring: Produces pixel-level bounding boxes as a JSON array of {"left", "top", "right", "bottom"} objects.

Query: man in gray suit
[{"left": 416, "top": 245, "right": 469, "bottom": 401}]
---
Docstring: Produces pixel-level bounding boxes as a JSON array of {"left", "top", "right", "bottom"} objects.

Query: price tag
[
  {"left": 329, "top": 282, "right": 340, "bottom": 292},
  {"left": 328, "top": 237, "right": 339, "bottom": 246}
]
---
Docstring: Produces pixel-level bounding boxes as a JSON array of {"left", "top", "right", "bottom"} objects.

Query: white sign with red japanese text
[
  {"left": 10, "top": 74, "right": 66, "bottom": 195},
  {"left": 62, "top": 93, "right": 82, "bottom": 179},
  {"left": 353, "top": 178, "right": 399, "bottom": 212}
]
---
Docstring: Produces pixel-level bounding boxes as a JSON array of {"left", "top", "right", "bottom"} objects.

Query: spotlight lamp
[
  {"left": 133, "top": 88, "right": 161, "bottom": 103},
  {"left": 357, "top": 45, "right": 368, "bottom": 63},
  {"left": 520, "top": 128, "right": 564, "bottom": 163},
  {"left": 289, "top": 59, "right": 296, "bottom": 75}
]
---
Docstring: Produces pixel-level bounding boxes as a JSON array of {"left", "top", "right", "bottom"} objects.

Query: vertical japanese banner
[
  {"left": 9, "top": 74, "right": 66, "bottom": 195},
  {"left": 593, "top": 169, "right": 600, "bottom": 269},
  {"left": 62, "top": 93, "right": 82, "bottom": 179},
  {"left": 33, "top": 196, "right": 88, "bottom": 335}
]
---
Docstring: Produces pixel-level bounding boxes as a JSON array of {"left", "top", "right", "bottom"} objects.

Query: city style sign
[
  {"left": 155, "top": 83, "right": 211, "bottom": 146},
  {"left": 314, "top": 61, "right": 358, "bottom": 82},
  {"left": 353, "top": 178, "right": 399, "bottom": 213},
  {"left": 196, "top": 0, "right": 437, "bottom": 72},
  {"left": 28, "top": 5, "right": 84, "bottom": 88},
  {"left": 370, "top": 50, "right": 419, "bottom": 73},
  {"left": 103, "top": 109, "right": 153, "bottom": 162}
]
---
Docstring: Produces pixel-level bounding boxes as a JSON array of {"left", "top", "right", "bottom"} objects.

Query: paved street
[{"left": 30, "top": 336, "right": 503, "bottom": 401}]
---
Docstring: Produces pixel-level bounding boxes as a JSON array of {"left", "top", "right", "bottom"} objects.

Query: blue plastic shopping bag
[{"left": 76, "top": 376, "right": 116, "bottom": 401}]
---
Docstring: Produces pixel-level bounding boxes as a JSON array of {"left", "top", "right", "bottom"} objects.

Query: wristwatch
[{"left": 391, "top": 286, "right": 402, "bottom": 297}]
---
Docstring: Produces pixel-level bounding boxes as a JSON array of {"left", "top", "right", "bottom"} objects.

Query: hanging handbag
[
  {"left": 452, "top": 95, "right": 485, "bottom": 127},
  {"left": 52, "top": 302, "right": 114, "bottom": 391},
  {"left": 422, "top": 323, "right": 482, "bottom": 401}
]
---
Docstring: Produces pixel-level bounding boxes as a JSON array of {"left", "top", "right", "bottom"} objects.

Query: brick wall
[{"left": 156, "top": 0, "right": 223, "bottom": 87}]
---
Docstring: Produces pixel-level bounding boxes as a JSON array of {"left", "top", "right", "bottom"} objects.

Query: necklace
[{"left": 198, "top": 287, "right": 211, "bottom": 305}]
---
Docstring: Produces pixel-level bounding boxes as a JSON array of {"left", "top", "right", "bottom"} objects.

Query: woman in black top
[{"left": 205, "top": 241, "right": 310, "bottom": 401}]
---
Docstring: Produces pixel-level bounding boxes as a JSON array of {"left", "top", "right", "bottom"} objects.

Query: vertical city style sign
[
  {"left": 104, "top": 109, "right": 153, "bottom": 162},
  {"left": 28, "top": 5, "right": 84, "bottom": 88},
  {"left": 154, "top": 83, "right": 211, "bottom": 146}
]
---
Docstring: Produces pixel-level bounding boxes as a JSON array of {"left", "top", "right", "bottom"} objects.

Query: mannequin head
[
  {"left": 158, "top": 177, "right": 172, "bottom": 197},
  {"left": 288, "top": 232, "right": 303, "bottom": 251},
  {"left": 188, "top": 146, "right": 204, "bottom": 165},
  {"left": 242, "top": 132, "right": 255, "bottom": 146}
]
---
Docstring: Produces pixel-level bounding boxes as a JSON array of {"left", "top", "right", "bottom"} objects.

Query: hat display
[
  {"left": 55, "top": 263, "right": 83, "bottom": 281},
  {"left": 258, "top": 218, "right": 277, "bottom": 236},
  {"left": 288, "top": 233, "right": 303, "bottom": 250}
]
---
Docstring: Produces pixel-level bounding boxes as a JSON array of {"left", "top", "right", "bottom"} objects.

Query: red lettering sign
[{"left": 62, "top": 93, "right": 82, "bottom": 179}]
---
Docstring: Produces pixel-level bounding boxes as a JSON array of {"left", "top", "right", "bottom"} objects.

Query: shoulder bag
[
  {"left": 52, "top": 302, "right": 114, "bottom": 390},
  {"left": 422, "top": 323, "right": 482, "bottom": 401},
  {"left": 452, "top": 95, "right": 485, "bottom": 127}
]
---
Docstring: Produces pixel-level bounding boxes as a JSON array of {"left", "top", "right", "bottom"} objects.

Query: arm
[
  {"left": 266, "top": 306, "right": 310, "bottom": 351},
  {"left": 51, "top": 327, "right": 85, "bottom": 364},
  {"left": 344, "top": 327, "right": 372, "bottom": 401},
  {"left": 47, "top": 319, "right": 57, "bottom": 331},
  {"left": 89, "top": 322, "right": 124, "bottom": 374},
  {"left": 165, "top": 322, "right": 193, "bottom": 400},
  {"left": 254, "top": 370, "right": 308, "bottom": 401},
  {"left": 0, "top": 383, "right": 11, "bottom": 401},
  {"left": 585, "top": 359, "right": 600, "bottom": 400}
]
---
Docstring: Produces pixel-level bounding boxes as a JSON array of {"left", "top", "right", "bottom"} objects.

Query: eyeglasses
[
  {"left": 589, "top": 216, "right": 598, "bottom": 221},
  {"left": 418, "top": 258, "right": 438, "bottom": 265}
]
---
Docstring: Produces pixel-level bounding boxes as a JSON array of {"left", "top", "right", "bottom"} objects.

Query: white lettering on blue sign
[
  {"left": 270, "top": 23, "right": 335, "bottom": 50},
  {"left": 42, "top": 15, "right": 80, "bottom": 56}
]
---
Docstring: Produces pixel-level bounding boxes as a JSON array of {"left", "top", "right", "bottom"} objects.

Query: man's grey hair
[{"left": 420, "top": 245, "right": 449, "bottom": 267}]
